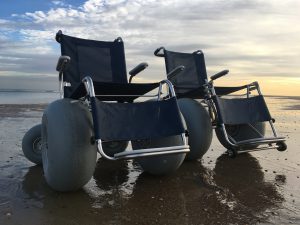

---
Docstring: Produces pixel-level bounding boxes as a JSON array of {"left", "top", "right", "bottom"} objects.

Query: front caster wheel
[
  {"left": 22, "top": 124, "right": 42, "bottom": 165},
  {"left": 227, "top": 148, "right": 237, "bottom": 158},
  {"left": 276, "top": 141, "right": 287, "bottom": 152}
]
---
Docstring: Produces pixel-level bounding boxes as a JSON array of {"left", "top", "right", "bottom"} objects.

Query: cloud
[
  {"left": 52, "top": 1, "right": 66, "bottom": 7},
  {"left": 0, "top": 0, "right": 299, "bottom": 93}
]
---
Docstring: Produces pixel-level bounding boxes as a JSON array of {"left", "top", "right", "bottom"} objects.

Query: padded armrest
[
  {"left": 56, "top": 55, "right": 71, "bottom": 72},
  {"left": 129, "top": 62, "right": 148, "bottom": 83},
  {"left": 215, "top": 82, "right": 259, "bottom": 96},
  {"left": 210, "top": 69, "right": 229, "bottom": 81},
  {"left": 167, "top": 65, "right": 185, "bottom": 80},
  {"left": 129, "top": 62, "right": 148, "bottom": 76}
]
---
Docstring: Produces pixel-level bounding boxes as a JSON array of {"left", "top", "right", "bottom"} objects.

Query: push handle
[
  {"left": 154, "top": 47, "right": 165, "bottom": 57},
  {"left": 210, "top": 69, "right": 229, "bottom": 81},
  {"left": 55, "top": 30, "right": 63, "bottom": 43},
  {"left": 56, "top": 55, "right": 71, "bottom": 72}
]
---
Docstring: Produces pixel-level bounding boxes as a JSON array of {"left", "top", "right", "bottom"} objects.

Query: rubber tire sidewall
[
  {"left": 42, "top": 99, "right": 97, "bottom": 192},
  {"left": 132, "top": 135, "right": 186, "bottom": 175},
  {"left": 178, "top": 98, "right": 213, "bottom": 161},
  {"left": 102, "top": 140, "right": 129, "bottom": 157},
  {"left": 22, "top": 124, "right": 42, "bottom": 165}
]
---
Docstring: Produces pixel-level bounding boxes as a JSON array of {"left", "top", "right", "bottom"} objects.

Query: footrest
[
  {"left": 236, "top": 136, "right": 285, "bottom": 146},
  {"left": 114, "top": 145, "right": 190, "bottom": 160}
]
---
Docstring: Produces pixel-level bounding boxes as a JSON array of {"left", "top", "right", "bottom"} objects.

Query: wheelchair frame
[
  {"left": 155, "top": 47, "right": 286, "bottom": 157},
  {"left": 55, "top": 34, "right": 189, "bottom": 161}
]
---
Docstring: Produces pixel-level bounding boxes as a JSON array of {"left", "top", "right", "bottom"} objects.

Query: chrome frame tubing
[
  {"left": 204, "top": 79, "right": 285, "bottom": 150},
  {"left": 58, "top": 76, "right": 71, "bottom": 99},
  {"left": 58, "top": 71, "right": 64, "bottom": 99},
  {"left": 82, "top": 76, "right": 189, "bottom": 161}
]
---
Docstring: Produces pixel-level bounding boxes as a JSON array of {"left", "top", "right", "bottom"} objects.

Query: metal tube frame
[
  {"left": 82, "top": 76, "right": 189, "bottom": 160},
  {"left": 203, "top": 78, "right": 285, "bottom": 151},
  {"left": 58, "top": 57, "right": 71, "bottom": 99},
  {"left": 59, "top": 71, "right": 64, "bottom": 98}
]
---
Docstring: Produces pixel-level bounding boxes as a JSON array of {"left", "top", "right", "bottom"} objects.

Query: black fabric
[
  {"left": 214, "top": 85, "right": 249, "bottom": 96},
  {"left": 71, "top": 82, "right": 160, "bottom": 102},
  {"left": 59, "top": 34, "right": 128, "bottom": 98},
  {"left": 164, "top": 50, "right": 207, "bottom": 98},
  {"left": 163, "top": 49, "right": 249, "bottom": 98},
  {"left": 94, "top": 97, "right": 185, "bottom": 140},
  {"left": 215, "top": 95, "right": 272, "bottom": 124}
]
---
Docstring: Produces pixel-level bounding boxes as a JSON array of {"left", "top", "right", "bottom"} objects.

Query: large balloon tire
[
  {"left": 178, "top": 98, "right": 213, "bottom": 161},
  {"left": 132, "top": 135, "right": 186, "bottom": 175},
  {"left": 42, "top": 99, "right": 97, "bottom": 192},
  {"left": 215, "top": 122, "right": 266, "bottom": 150},
  {"left": 22, "top": 124, "right": 42, "bottom": 165},
  {"left": 102, "top": 141, "right": 129, "bottom": 157}
]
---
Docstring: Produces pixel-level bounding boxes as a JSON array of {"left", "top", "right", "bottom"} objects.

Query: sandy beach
[{"left": 0, "top": 96, "right": 299, "bottom": 225}]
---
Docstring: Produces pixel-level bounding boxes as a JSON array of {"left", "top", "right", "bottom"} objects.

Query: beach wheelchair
[
  {"left": 154, "top": 47, "right": 286, "bottom": 158},
  {"left": 22, "top": 31, "right": 189, "bottom": 192}
]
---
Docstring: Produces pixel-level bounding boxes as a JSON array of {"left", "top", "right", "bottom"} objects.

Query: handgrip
[
  {"left": 55, "top": 30, "right": 63, "bottom": 43},
  {"left": 56, "top": 55, "right": 71, "bottom": 72},
  {"left": 210, "top": 69, "right": 229, "bottom": 81},
  {"left": 154, "top": 47, "right": 165, "bottom": 57}
]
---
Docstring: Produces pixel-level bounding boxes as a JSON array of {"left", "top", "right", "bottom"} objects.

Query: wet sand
[{"left": 0, "top": 96, "right": 299, "bottom": 225}]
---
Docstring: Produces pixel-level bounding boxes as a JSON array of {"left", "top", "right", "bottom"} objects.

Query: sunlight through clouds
[{"left": 0, "top": 0, "right": 299, "bottom": 95}]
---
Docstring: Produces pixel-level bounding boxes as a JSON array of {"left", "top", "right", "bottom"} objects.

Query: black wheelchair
[
  {"left": 22, "top": 31, "right": 189, "bottom": 192},
  {"left": 154, "top": 47, "right": 287, "bottom": 158}
]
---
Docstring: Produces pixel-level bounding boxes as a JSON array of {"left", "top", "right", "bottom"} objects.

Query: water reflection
[{"left": 20, "top": 154, "right": 285, "bottom": 224}]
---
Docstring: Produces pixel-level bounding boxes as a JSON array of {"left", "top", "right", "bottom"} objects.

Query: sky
[{"left": 0, "top": 0, "right": 299, "bottom": 96}]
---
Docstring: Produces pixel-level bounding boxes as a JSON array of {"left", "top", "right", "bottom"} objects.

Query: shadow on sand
[{"left": 21, "top": 153, "right": 284, "bottom": 224}]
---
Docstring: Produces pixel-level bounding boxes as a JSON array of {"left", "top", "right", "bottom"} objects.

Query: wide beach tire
[
  {"left": 215, "top": 122, "right": 266, "bottom": 151},
  {"left": 42, "top": 99, "right": 97, "bottom": 192},
  {"left": 22, "top": 124, "right": 42, "bottom": 165},
  {"left": 132, "top": 136, "right": 186, "bottom": 175},
  {"left": 178, "top": 98, "right": 213, "bottom": 161},
  {"left": 102, "top": 141, "right": 129, "bottom": 157}
]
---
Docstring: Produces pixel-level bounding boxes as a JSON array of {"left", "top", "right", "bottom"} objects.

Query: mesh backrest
[
  {"left": 58, "top": 34, "right": 127, "bottom": 97},
  {"left": 164, "top": 50, "right": 208, "bottom": 95},
  {"left": 215, "top": 95, "right": 272, "bottom": 124}
]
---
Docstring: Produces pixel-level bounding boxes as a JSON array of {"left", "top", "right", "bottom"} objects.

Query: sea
[
  {"left": 0, "top": 89, "right": 59, "bottom": 104},
  {"left": 1, "top": 89, "right": 300, "bottom": 105}
]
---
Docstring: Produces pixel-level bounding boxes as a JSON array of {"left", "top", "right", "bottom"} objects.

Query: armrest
[
  {"left": 129, "top": 62, "right": 148, "bottom": 83},
  {"left": 214, "top": 82, "right": 259, "bottom": 96},
  {"left": 210, "top": 69, "right": 229, "bottom": 81},
  {"left": 56, "top": 55, "right": 71, "bottom": 72},
  {"left": 167, "top": 65, "right": 185, "bottom": 80}
]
